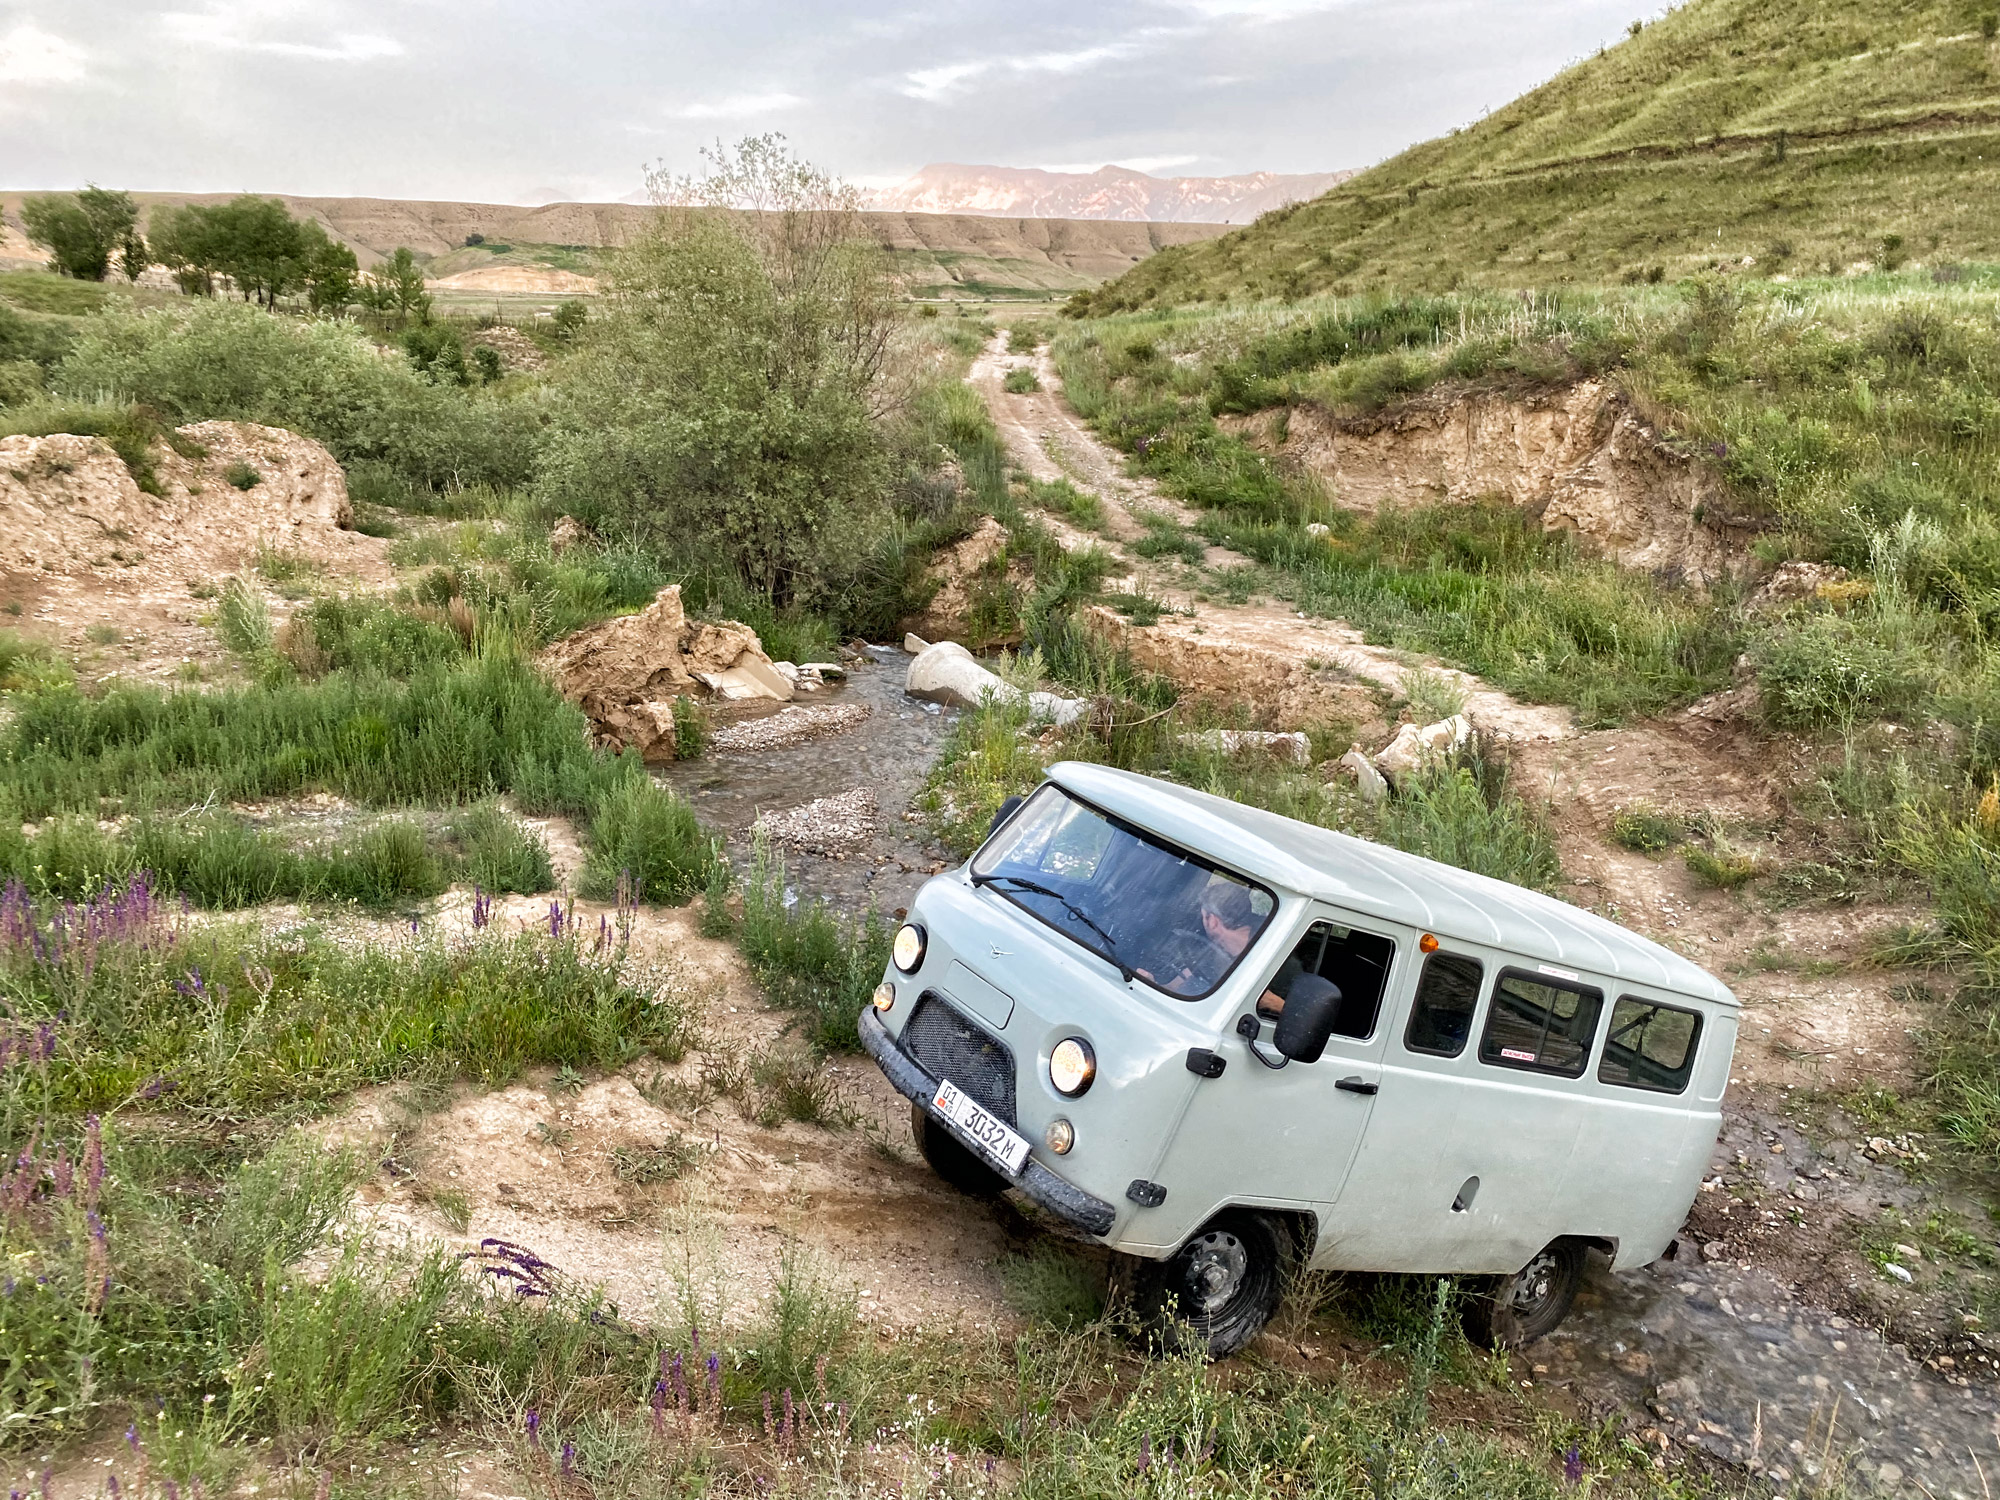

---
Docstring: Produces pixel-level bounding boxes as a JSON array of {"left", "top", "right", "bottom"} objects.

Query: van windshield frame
[{"left": 971, "top": 783, "right": 1278, "bottom": 1001}]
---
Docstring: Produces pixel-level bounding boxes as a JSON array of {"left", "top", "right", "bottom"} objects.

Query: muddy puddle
[{"left": 658, "top": 646, "right": 960, "bottom": 915}]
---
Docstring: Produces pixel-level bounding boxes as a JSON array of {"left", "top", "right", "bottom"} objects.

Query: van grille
[{"left": 900, "top": 995, "right": 1017, "bottom": 1127}]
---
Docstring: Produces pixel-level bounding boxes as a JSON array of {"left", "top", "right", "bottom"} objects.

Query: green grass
[
  {"left": 0, "top": 269, "right": 110, "bottom": 316},
  {"left": 736, "top": 837, "right": 891, "bottom": 1053},
  {"left": 1003, "top": 366, "right": 1041, "bottom": 394},
  {"left": 1078, "top": 0, "right": 2000, "bottom": 310}
]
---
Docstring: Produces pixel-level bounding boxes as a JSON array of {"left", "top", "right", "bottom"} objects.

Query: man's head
[{"left": 1199, "top": 881, "right": 1260, "bottom": 957}]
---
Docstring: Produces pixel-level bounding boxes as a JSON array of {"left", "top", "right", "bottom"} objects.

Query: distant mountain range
[{"left": 867, "top": 163, "right": 1356, "bottom": 224}]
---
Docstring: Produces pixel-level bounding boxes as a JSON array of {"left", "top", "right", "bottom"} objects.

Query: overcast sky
[{"left": 2, "top": 0, "right": 1643, "bottom": 203}]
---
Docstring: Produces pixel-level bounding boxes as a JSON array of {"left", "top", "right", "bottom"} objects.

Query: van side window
[
  {"left": 1404, "top": 953, "right": 1484, "bottom": 1057},
  {"left": 1598, "top": 997, "right": 1703, "bottom": 1094},
  {"left": 1261, "top": 920, "right": 1396, "bottom": 1039},
  {"left": 1479, "top": 971, "right": 1604, "bottom": 1078}
]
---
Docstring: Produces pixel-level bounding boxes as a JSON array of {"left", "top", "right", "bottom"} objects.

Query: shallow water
[
  {"left": 1545, "top": 1246, "right": 1999, "bottom": 1495},
  {"left": 657, "top": 646, "right": 961, "bottom": 915}
]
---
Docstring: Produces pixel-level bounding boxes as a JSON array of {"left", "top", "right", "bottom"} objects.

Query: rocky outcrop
[
  {"left": 0, "top": 420, "right": 353, "bottom": 574},
  {"left": 1227, "top": 383, "right": 1756, "bottom": 584},
  {"left": 538, "top": 584, "right": 790, "bottom": 760}
]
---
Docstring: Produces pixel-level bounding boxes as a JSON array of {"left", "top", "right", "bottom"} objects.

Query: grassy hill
[{"left": 1078, "top": 0, "right": 2000, "bottom": 310}]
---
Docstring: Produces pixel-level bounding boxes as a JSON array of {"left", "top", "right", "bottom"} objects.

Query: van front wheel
[
  {"left": 1127, "top": 1211, "right": 1285, "bottom": 1360},
  {"left": 911, "top": 1103, "right": 1007, "bottom": 1197},
  {"left": 1462, "top": 1238, "right": 1586, "bottom": 1349}
]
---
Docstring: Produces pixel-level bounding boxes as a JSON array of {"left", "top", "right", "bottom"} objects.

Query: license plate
[{"left": 933, "top": 1078, "right": 1030, "bottom": 1176}]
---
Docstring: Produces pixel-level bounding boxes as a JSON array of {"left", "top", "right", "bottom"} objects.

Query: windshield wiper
[{"left": 971, "top": 873, "right": 1135, "bottom": 981}]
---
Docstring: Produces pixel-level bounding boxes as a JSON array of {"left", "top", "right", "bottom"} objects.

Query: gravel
[
  {"left": 752, "top": 788, "right": 878, "bottom": 859},
  {"left": 710, "top": 703, "right": 872, "bottom": 753}
]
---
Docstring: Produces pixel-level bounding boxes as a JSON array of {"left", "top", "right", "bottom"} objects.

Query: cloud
[
  {"left": 160, "top": 8, "right": 403, "bottom": 61},
  {"left": 0, "top": 21, "right": 86, "bottom": 83},
  {"left": 901, "top": 61, "right": 987, "bottom": 102},
  {"left": 1168, "top": 0, "right": 1348, "bottom": 18},
  {"left": 668, "top": 91, "right": 804, "bottom": 120}
]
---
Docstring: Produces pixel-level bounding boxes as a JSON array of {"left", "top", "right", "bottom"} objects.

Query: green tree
[
  {"left": 302, "top": 225, "right": 360, "bottom": 314},
  {"left": 362, "top": 248, "right": 432, "bottom": 327},
  {"left": 150, "top": 203, "right": 223, "bottom": 296},
  {"left": 21, "top": 186, "right": 139, "bottom": 281},
  {"left": 535, "top": 135, "right": 894, "bottom": 604}
]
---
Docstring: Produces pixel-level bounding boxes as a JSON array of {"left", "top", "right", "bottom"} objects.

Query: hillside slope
[
  {"left": 0, "top": 192, "right": 1224, "bottom": 299},
  {"left": 1079, "top": 0, "right": 2000, "bottom": 309}
]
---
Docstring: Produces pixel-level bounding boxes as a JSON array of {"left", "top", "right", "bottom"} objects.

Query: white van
[{"left": 861, "top": 762, "right": 1737, "bottom": 1355}]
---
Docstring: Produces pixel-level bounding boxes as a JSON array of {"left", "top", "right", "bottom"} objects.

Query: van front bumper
[{"left": 859, "top": 1006, "right": 1118, "bottom": 1239}]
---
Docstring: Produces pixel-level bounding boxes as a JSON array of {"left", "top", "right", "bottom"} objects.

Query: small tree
[
  {"left": 302, "top": 225, "right": 360, "bottom": 314},
  {"left": 536, "top": 134, "right": 895, "bottom": 605},
  {"left": 363, "top": 247, "right": 432, "bottom": 327},
  {"left": 150, "top": 203, "right": 222, "bottom": 296},
  {"left": 21, "top": 185, "right": 139, "bottom": 280}
]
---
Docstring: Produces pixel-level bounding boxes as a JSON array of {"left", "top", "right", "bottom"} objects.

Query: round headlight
[
  {"left": 892, "top": 923, "right": 927, "bottom": 974},
  {"left": 1045, "top": 1118, "right": 1075, "bottom": 1155},
  {"left": 1050, "top": 1037, "right": 1096, "bottom": 1097},
  {"left": 872, "top": 982, "right": 896, "bottom": 1013}
]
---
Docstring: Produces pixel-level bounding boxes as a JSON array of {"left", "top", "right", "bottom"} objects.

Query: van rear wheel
[
  {"left": 1462, "top": 1238, "right": 1586, "bottom": 1350},
  {"left": 1126, "top": 1211, "right": 1285, "bottom": 1360},
  {"left": 911, "top": 1103, "right": 1007, "bottom": 1197}
]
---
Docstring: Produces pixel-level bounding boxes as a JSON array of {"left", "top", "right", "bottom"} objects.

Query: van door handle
[{"left": 1334, "top": 1076, "right": 1378, "bottom": 1096}]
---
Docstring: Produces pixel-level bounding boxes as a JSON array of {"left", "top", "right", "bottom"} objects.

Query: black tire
[
  {"left": 1462, "top": 1238, "right": 1586, "bottom": 1350},
  {"left": 1127, "top": 1211, "right": 1285, "bottom": 1360},
  {"left": 911, "top": 1102, "right": 1007, "bottom": 1197}
]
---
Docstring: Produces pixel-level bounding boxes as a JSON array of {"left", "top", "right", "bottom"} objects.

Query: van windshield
[{"left": 971, "top": 784, "right": 1276, "bottom": 999}]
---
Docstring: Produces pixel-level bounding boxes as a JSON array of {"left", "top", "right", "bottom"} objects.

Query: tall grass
[{"left": 736, "top": 837, "right": 890, "bottom": 1053}]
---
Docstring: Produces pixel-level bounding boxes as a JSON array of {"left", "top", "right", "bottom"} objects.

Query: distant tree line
[{"left": 19, "top": 187, "right": 437, "bottom": 323}]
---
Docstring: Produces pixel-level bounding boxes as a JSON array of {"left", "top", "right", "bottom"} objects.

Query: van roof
[{"left": 1046, "top": 762, "right": 1738, "bottom": 1009}]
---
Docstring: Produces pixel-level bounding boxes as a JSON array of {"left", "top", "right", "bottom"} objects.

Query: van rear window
[
  {"left": 1479, "top": 970, "right": 1604, "bottom": 1078},
  {"left": 1404, "top": 953, "right": 1483, "bottom": 1057},
  {"left": 1598, "top": 997, "right": 1702, "bottom": 1094}
]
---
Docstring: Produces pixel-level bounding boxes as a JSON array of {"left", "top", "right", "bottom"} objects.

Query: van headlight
[
  {"left": 892, "top": 923, "right": 927, "bottom": 974},
  {"left": 1049, "top": 1037, "right": 1096, "bottom": 1097}
]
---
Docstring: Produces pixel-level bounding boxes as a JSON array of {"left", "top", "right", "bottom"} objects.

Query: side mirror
[
  {"left": 1274, "top": 974, "right": 1344, "bottom": 1064},
  {"left": 986, "top": 795, "right": 1025, "bottom": 839}
]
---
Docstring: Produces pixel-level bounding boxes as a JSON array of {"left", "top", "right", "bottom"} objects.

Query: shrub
[
  {"left": 577, "top": 775, "right": 717, "bottom": 904},
  {"left": 451, "top": 800, "right": 556, "bottom": 894},
  {"left": 1002, "top": 367, "right": 1041, "bottom": 394},
  {"left": 1610, "top": 802, "right": 1683, "bottom": 853},
  {"left": 1751, "top": 611, "right": 1932, "bottom": 728},
  {"left": 737, "top": 837, "right": 888, "bottom": 1052},
  {"left": 224, "top": 460, "right": 261, "bottom": 490},
  {"left": 1684, "top": 843, "right": 1759, "bottom": 889},
  {"left": 55, "top": 302, "right": 534, "bottom": 493}
]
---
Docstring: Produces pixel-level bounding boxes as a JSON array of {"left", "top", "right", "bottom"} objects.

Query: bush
[
  {"left": 577, "top": 775, "right": 717, "bottom": 905},
  {"left": 1610, "top": 803, "right": 1683, "bottom": 853},
  {"left": 737, "top": 838, "right": 889, "bottom": 1052},
  {"left": 451, "top": 800, "right": 556, "bottom": 894},
  {"left": 54, "top": 302, "right": 534, "bottom": 493},
  {"left": 1002, "top": 367, "right": 1041, "bottom": 394},
  {"left": 1751, "top": 610, "right": 1932, "bottom": 729}
]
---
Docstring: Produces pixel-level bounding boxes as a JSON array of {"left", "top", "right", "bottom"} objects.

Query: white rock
[
  {"left": 904, "top": 633, "right": 932, "bottom": 654},
  {"left": 1373, "top": 714, "right": 1472, "bottom": 783},
  {"left": 1339, "top": 747, "right": 1389, "bottom": 804},
  {"left": 905, "top": 641, "right": 1086, "bottom": 726},
  {"left": 1305, "top": 522, "right": 1330, "bottom": 537},
  {"left": 1883, "top": 1262, "right": 1914, "bottom": 1284},
  {"left": 773, "top": 660, "right": 801, "bottom": 683}
]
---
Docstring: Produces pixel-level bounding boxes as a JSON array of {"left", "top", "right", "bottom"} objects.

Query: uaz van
[{"left": 860, "top": 762, "right": 1737, "bottom": 1355}]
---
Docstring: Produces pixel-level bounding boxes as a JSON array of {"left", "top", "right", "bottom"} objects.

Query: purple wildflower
[
  {"left": 1563, "top": 1445, "right": 1584, "bottom": 1485},
  {"left": 525, "top": 1409, "right": 540, "bottom": 1444},
  {"left": 471, "top": 886, "right": 491, "bottom": 930},
  {"left": 559, "top": 1441, "right": 574, "bottom": 1479},
  {"left": 164, "top": 1483, "right": 179, "bottom": 1500},
  {"left": 671, "top": 1352, "right": 688, "bottom": 1417},
  {"left": 706, "top": 1351, "right": 721, "bottom": 1410},
  {"left": 107, "top": 1474, "right": 120, "bottom": 1500},
  {"left": 651, "top": 1379, "right": 667, "bottom": 1436},
  {"left": 175, "top": 969, "right": 207, "bottom": 1000},
  {"left": 125, "top": 1423, "right": 140, "bottom": 1452}
]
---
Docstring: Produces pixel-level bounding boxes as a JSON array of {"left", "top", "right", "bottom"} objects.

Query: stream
[{"left": 662, "top": 647, "right": 1999, "bottom": 1497}]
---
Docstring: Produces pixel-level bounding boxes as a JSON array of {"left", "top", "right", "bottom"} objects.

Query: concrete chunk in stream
[{"left": 905, "top": 641, "right": 1086, "bottom": 726}]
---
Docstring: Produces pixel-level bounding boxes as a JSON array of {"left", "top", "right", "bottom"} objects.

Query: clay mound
[
  {"left": 0, "top": 420, "right": 356, "bottom": 575},
  {"left": 539, "top": 584, "right": 791, "bottom": 761},
  {"left": 903, "top": 516, "right": 1030, "bottom": 647}
]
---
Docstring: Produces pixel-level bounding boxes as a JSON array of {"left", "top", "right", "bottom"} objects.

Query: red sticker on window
[{"left": 1500, "top": 1047, "right": 1536, "bottom": 1062}]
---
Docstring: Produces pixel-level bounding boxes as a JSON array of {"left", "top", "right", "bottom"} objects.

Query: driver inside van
[{"left": 1146, "top": 882, "right": 1298, "bottom": 1013}]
